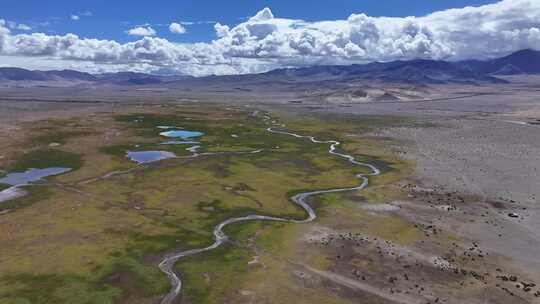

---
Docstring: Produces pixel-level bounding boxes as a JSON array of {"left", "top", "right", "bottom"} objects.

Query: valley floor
[{"left": 0, "top": 87, "right": 539, "bottom": 304}]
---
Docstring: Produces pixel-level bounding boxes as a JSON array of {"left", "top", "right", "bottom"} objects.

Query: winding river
[{"left": 158, "top": 125, "right": 381, "bottom": 304}]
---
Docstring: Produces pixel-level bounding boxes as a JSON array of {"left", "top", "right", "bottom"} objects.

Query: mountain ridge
[{"left": 1, "top": 49, "right": 538, "bottom": 86}]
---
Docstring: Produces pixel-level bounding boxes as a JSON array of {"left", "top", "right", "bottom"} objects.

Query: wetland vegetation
[{"left": 0, "top": 105, "right": 416, "bottom": 304}]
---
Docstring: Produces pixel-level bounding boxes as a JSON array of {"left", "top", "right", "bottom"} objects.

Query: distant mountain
[
  {"left": 1, "top": 49, "right": 538, "bottom": 87},
  {"left": 263, "top": 59, "right": 506, "bottom": 84},
  {"left": 0, "top": 68, "right": 96, "bottom": 82},
  {"left": 46, "top": 70, "right": 97, "bottom": 81},
  {"left": 265, "top": 62, "right": 384, "bottom": 78},
  {"left": 0, "top": 68, "right": 50, "bottom": 81},
  {"left": 353, "top": 59, "right": 505, "bottom": 84},
  {"left": 96, "top": 72, "right": 159, "bottom": 83},
  {"left": 0, "top": 68, "right": 187, "bottom": 85},
  {"left": 476, "top": 49, "right": 540, "bottom": 75},
  {"left": 262, "top": 49, "right": 539, "bottom": 82},
  {"left": 94, "top": 72, "right": 188, "bottom": 85}
]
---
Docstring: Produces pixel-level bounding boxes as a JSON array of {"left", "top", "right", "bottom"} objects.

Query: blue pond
[
  {"left": 159, "top": 130, "right": 204, "bottom": 139},
  {"left": 0, "top": 167, "right": 72, "bottom": 186},
  {"left": 127, "top": 151, "right": 177, "bottom": 164}
]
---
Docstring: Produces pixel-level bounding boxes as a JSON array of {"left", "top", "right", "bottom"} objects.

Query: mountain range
[
  {"left": 1, "top": 49, "right": 539, "bottom": 86},
  {"left": 0, "top": 69, "right": 189, "bottom": 85}
]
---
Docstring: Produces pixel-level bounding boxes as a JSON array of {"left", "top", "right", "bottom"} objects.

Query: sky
[{"left": 0, "top": 0, "right": 538, "bottom": 76}]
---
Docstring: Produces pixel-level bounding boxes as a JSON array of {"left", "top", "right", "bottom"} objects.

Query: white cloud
[
  {"left": 71, "top": 11, "right": 92, "bottom": 21},
  {"left": 2, "top": 20, "right": 32, "bottom": 31},
  {"left": 169, "top": 22, "right": 186, "bottom": 34},
  {"left": 209, "top": 1, "right": 540, "bottom": 64},
  {"left": 178, "top": 20, "right": 216, "bottom": 25},
  {"left": 181, "top": 20, "right": 216, "bottom": 25},
  {"left": 16, "top": 24, "right": 31, "bottom": 31},
  {"left": 0, "top": 0, "right": 539, "bottom": 76},
  {"left": 249, "top": 7, "right": 274, "bottom": 22},
  {"left": 214, "top": 23, "right": 230, "bottom": 38},
  {"left": 127, "top": 26, "right": 156, "bottom": 36}
]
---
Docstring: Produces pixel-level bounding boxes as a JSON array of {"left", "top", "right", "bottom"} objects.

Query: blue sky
[
  {"left": 2, "top": 0, "right": 499, "bottom": 43},
  {"left": 0, "top": 0, "right": 537, "bottom": 75}
]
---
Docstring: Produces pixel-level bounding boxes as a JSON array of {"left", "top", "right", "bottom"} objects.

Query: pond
[
  {"left": 0, "top": 167, "right": 72, "bottom": 186},
  {"left": 159, "top": 130, "right": 204, "bottom": 139},
  {"left": 124, "top": 127, "right": 204, "bottom": 163},
  {"left": 126, "top": 151, "right": 177, "bottom": 164}
]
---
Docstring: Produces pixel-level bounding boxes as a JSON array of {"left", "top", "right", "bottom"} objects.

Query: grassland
[
  {"left": 0, "top": 104, "right": 416, "bottom": 304},
  {"left": 9, "top": 149, "right": 83, "bottom": 172}
]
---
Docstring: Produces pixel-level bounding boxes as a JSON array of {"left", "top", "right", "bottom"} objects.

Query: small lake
[
  {"left": 159, "top": 130, "right": 204, "bottom": 139},
  {"left": 124, "top": 128, "right": 203, "bottom": 163},
  {"left": 127, "top": 151, "right": 177, "bottom": 164},
  {"left": 0, "top": 167, "right": 72, "bottom": 186}
]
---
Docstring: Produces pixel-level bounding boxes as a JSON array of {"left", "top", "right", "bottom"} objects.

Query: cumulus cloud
[
  {"left": 16, "top": 24, "right": 31, "bottom": 31},
  {"left": 209, "top": 1, "right": 540, "bottom": 64},
  {"left": 214, "top": 23, "right": 230, "bottom": 38},
  {"left": 2, "top": 20, "right": 32, "bottom": 31},
  {"left": 169, "top": 22, "right": 186, "bottom": 34},
  {"left": 249, "top": 7, "right": 274, "bottom": 22},
  {"left": 0, "top": 0, "right": 539, "bottom": 76},
  {"left": 70, "top": 15, "right": 80, "bottom": 21},
  {"left": 0, "top": 20, "right": 9, "bottom": 52},
  {"left": 127, "top": 26, "right": 156, "bottom": 36}
]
